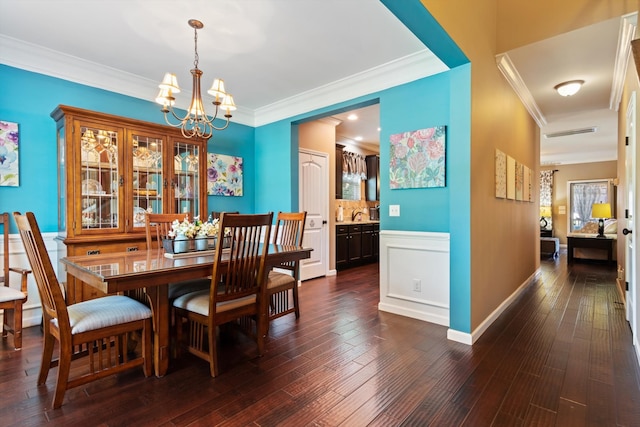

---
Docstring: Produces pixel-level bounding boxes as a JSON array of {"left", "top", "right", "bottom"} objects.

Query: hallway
[{"left": 1, "top": 252, "right": 639, "bottom": 425}]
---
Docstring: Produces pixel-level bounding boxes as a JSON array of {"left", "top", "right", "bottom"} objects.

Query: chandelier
[{"left": 155, "top": 19, "right": 236, "bottom": 139}]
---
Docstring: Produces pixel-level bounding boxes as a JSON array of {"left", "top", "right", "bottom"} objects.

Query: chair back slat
[
  {"left": 13, "top": 212, "right": 71, "bottom": 333},
  {"left": 271, "top": 211, "right": 307, "bottom": 270},
  {"left": 212, "top": 213, "right": 272, "bottom": 305},
  {"left": 145, "top": 213, "right": 188, "bottom": 249}
]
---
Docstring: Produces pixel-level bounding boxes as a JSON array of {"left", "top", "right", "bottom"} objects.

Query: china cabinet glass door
[
  {"left": 172, "top": 140, "right": 201, "bottom": 218},
  {"left": 131, "top": 133, "right": 164, "bottom": 227},
  {"left": 79, "top": 124, "right": 120, "bottom": 232}
]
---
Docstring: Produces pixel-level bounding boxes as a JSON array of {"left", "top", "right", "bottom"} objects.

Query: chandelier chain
[{"left": 193, "top": 25, "right": 199, "bottom": 69}]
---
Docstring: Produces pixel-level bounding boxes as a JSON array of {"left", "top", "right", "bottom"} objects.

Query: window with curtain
[
  {"left": 568, "top": 179, "right": 611, "bottom": 232},
  {"left": 341, "top": 151, "right": 367, "bottom": 201},
  {"left": 540, "top": 170, "right": 554, "bottom": 228}
]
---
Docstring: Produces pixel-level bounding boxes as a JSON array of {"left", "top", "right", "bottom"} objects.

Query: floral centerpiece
[
  {"left": 164, "top": 216, "right": 225, "bottom": 253},
  {"left": 168, "top": 215, "right": 201, "bottom": 239},
  {"left": 197, "top": 217, "right": 220, "bottom": 238}
]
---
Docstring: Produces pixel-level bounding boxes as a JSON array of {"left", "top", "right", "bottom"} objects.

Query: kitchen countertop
[{"left": 336, "top": 220, "right": 380, "bottom": 225}]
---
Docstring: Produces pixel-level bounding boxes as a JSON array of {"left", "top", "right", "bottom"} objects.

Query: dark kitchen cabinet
[
  {"left": 372, "top": 223, "right": 379, "bottom": 262},
  {"left": 336, "top": 223, "right": 378, "bottom": 270},
  {"left": 336, "top": 224, "right": 363, "bottom": 270},
  {"left": 366, "top": 154, "right": 379, "bottom": 201},
  {"left": 361, "top": 224, "right": 374, "bottom": 263}
]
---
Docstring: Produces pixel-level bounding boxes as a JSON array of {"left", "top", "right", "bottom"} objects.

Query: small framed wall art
[
  {"left": 389, "top": 125, "right": 446, "bottom": 189},
  {"left": 0, "top": 121, "right": 19, "bottom": 187},
  {"left": 207, "top": 153, "right": 243, "bottom": 196}
]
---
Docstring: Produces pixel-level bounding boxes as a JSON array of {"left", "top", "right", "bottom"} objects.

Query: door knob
[{"left": 623, "top": 228, "right": 633, "bottom": 235}]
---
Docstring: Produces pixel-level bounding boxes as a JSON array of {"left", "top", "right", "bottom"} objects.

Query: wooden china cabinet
[{"left": 51, "top": 105, "right": 208, "bottom": 303}]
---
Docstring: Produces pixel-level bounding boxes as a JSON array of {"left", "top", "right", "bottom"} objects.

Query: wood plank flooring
[{"left": 1, "top": 251, "right": 640, "bottom": 426}]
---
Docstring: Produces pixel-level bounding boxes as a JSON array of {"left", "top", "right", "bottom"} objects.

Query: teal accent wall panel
[
  {"left": 378, "top": 72, "right": 451, "bottom": 232},
  {"left": 446, "top": 64, "right": 472, "bottom": 333},
  {"left": 205, "top": 124, "right": 256, "bottom": 215},
  {"left": 254, "top": 120, "right": 295, "bottom": 215},
  {"left": 380, "top": 0, "right": 468, "bottom": 68}
]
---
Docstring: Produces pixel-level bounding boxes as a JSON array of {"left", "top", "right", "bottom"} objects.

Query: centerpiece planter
[
  {"left": 173, "top": 233, "right": 188, "bottom": 254},
  {"left": 162, "top": 235, "right": 232, "bottom": 255},
  {"left": 195, "top": 236, "right": 208, "bottom": 251},
  {"left": 161, "top": 215, "right": 230, "bottom": 256}
]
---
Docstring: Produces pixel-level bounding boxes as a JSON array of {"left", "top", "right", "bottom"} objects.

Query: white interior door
[
  {"left": 299, "top": 149, "right": 328, "bottom": 280},
  {"left": 627, "top": 92, "right": 640, "bottom": 363}
]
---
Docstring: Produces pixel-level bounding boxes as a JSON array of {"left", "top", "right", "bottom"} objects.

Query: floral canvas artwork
[
  {"left": 207, "top": 153, "right": 243, "bottom": 196},
  {"left": 0, "top": 121, "right": 19, "bottom": 186},
  {"left": 389, "top": 126, "right": 446, "bottom": 189}
]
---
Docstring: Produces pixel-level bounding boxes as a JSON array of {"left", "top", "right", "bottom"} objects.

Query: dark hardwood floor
[{"left": 2, "top": 251, "right": 640, "bottom": 426}]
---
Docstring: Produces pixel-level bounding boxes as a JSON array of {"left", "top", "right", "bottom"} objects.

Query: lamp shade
[
  {"left": 591, "top": 203, "right": 612, "bottom": 219},
  {"left": 540, "top": 206, "right": 552, "bottom": 218}
]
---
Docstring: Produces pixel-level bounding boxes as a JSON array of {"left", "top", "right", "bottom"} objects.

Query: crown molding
[
  {"left": 1, "top": 35, "right": 446, "bottom": 129},
  {"left": 252, "top": 50, "right": 448, "bottom": 126},
  {"left": 0, "top": 34, "right": 253, "bottom": 127},
  {"left": 495, "top": 53, "right": 546, "bottom": 128},
  {"left": 610, "top": 12, "right": 638, "bottom": 111}
]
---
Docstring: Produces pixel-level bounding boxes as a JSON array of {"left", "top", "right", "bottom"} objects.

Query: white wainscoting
[
  {"left": 0, "top": 232, "right": 58, "bottom": 328},
  {"left": 378, "top": 230, "right": 450, "bottom": 326}
]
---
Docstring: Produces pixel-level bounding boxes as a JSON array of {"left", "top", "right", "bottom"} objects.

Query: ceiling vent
[{"left": 544, "top": 127, "right": 598, "bottom": 139}]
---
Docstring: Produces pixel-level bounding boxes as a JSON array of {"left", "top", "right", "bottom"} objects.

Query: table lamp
[
  {"left": 540, "top": 206, "right": 552, "bottom": 229},
  {"left": 591, "top": 202, "right": 612, "bottom": 238}
]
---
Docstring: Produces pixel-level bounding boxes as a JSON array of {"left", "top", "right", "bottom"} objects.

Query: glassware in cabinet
[
  {"left": 172, "top": 140, "right": 202, "bottom": 218},
  {"left": 79, "top": 124, "right": 121, "bottom": 232},
  {"left": 131, "top": 133, "right": 164, "bottom": 228}
]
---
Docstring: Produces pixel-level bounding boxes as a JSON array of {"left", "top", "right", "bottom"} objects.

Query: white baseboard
[{"left": 446, "top": 268, "right": 541, "bottom": 345}]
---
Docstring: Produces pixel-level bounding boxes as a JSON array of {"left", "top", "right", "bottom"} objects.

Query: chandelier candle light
[{"left": 155, "top": 19, "right": 236, "bottom": 139}]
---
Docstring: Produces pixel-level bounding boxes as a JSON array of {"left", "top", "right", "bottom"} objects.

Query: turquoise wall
[
  {"left": 0, "top": 0, "right": 474, "bottom": 333},
  {"left": 252, "top": 0, "right": 473, "bottom": 333},
  {"left": 0, "top": 65, "right": 255, "bottom": 232}
]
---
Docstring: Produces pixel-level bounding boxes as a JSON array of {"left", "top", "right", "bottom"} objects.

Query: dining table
[{"left": 60, "top": 244, "right": 312, "bottom": 377}]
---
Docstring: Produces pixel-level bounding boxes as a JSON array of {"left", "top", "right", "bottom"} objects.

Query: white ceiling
[
  {"left": 0, "top": 0, "right": 445, "bottom": 127},
  {"left": 499, "top": 15, "right": 636, "bottom": 165},
  {"left": 0, "top": 1, "right": 633, "bottom": 165}
]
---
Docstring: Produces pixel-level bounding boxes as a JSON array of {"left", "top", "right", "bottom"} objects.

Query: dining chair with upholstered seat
[
  {"left": 0, "top": 212, "right": 31, "bottom": 349},
  {"left": 13, "top": 212, "right": 153, "bottom": 409},
  {"left": 144, "top": 212, "right": 210, "bottom": 301},
  {"left": 173, "top": 212, "right": 273, "bottom": 377},
  {"left": 267, "top": 211, "right": 307, "bottom": 326}
]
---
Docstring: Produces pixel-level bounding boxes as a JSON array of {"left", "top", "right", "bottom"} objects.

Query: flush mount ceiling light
[
  {"left": 155, "top": 19, "right": 236, "bottom": 139},
  {"left": 554, "top": 80, "right": 585, "bottom": 97}
]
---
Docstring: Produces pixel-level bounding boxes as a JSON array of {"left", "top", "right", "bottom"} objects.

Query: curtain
[
  {"left": 342, "top": 151, "right": 367, "bottom": 180},
  {"left": 570, "top": 181, "right": 608, "bottom": 231},
  {"left": 539, "top": 170, "right": 554, "bottom": 208}
]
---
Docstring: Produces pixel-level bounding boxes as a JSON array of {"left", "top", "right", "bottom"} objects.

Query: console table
[{"left": 567, "top": 236, "right": 615, "bottom": 265}]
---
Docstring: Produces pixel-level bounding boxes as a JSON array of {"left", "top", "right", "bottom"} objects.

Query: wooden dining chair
[
  {"left": 144, "top": 212, "right": 211, "bottom": 301},
  {"left": 267, "top": 211, "right": 307, "bottom": 325},
  {"left": 13, "top": 212, "right": 153, "bottom": 409},
  {"left": 210, "top": 210, "right": 238, "bottom": 221},
  {"left": 173, "top": 212, "right": 273, "bottom": 377},
  {"left": 0, "top": 212, "right": 31, "bottom": 349},
  {"left": 145, "top": 212, "right": 187, "bottom": 249}
]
